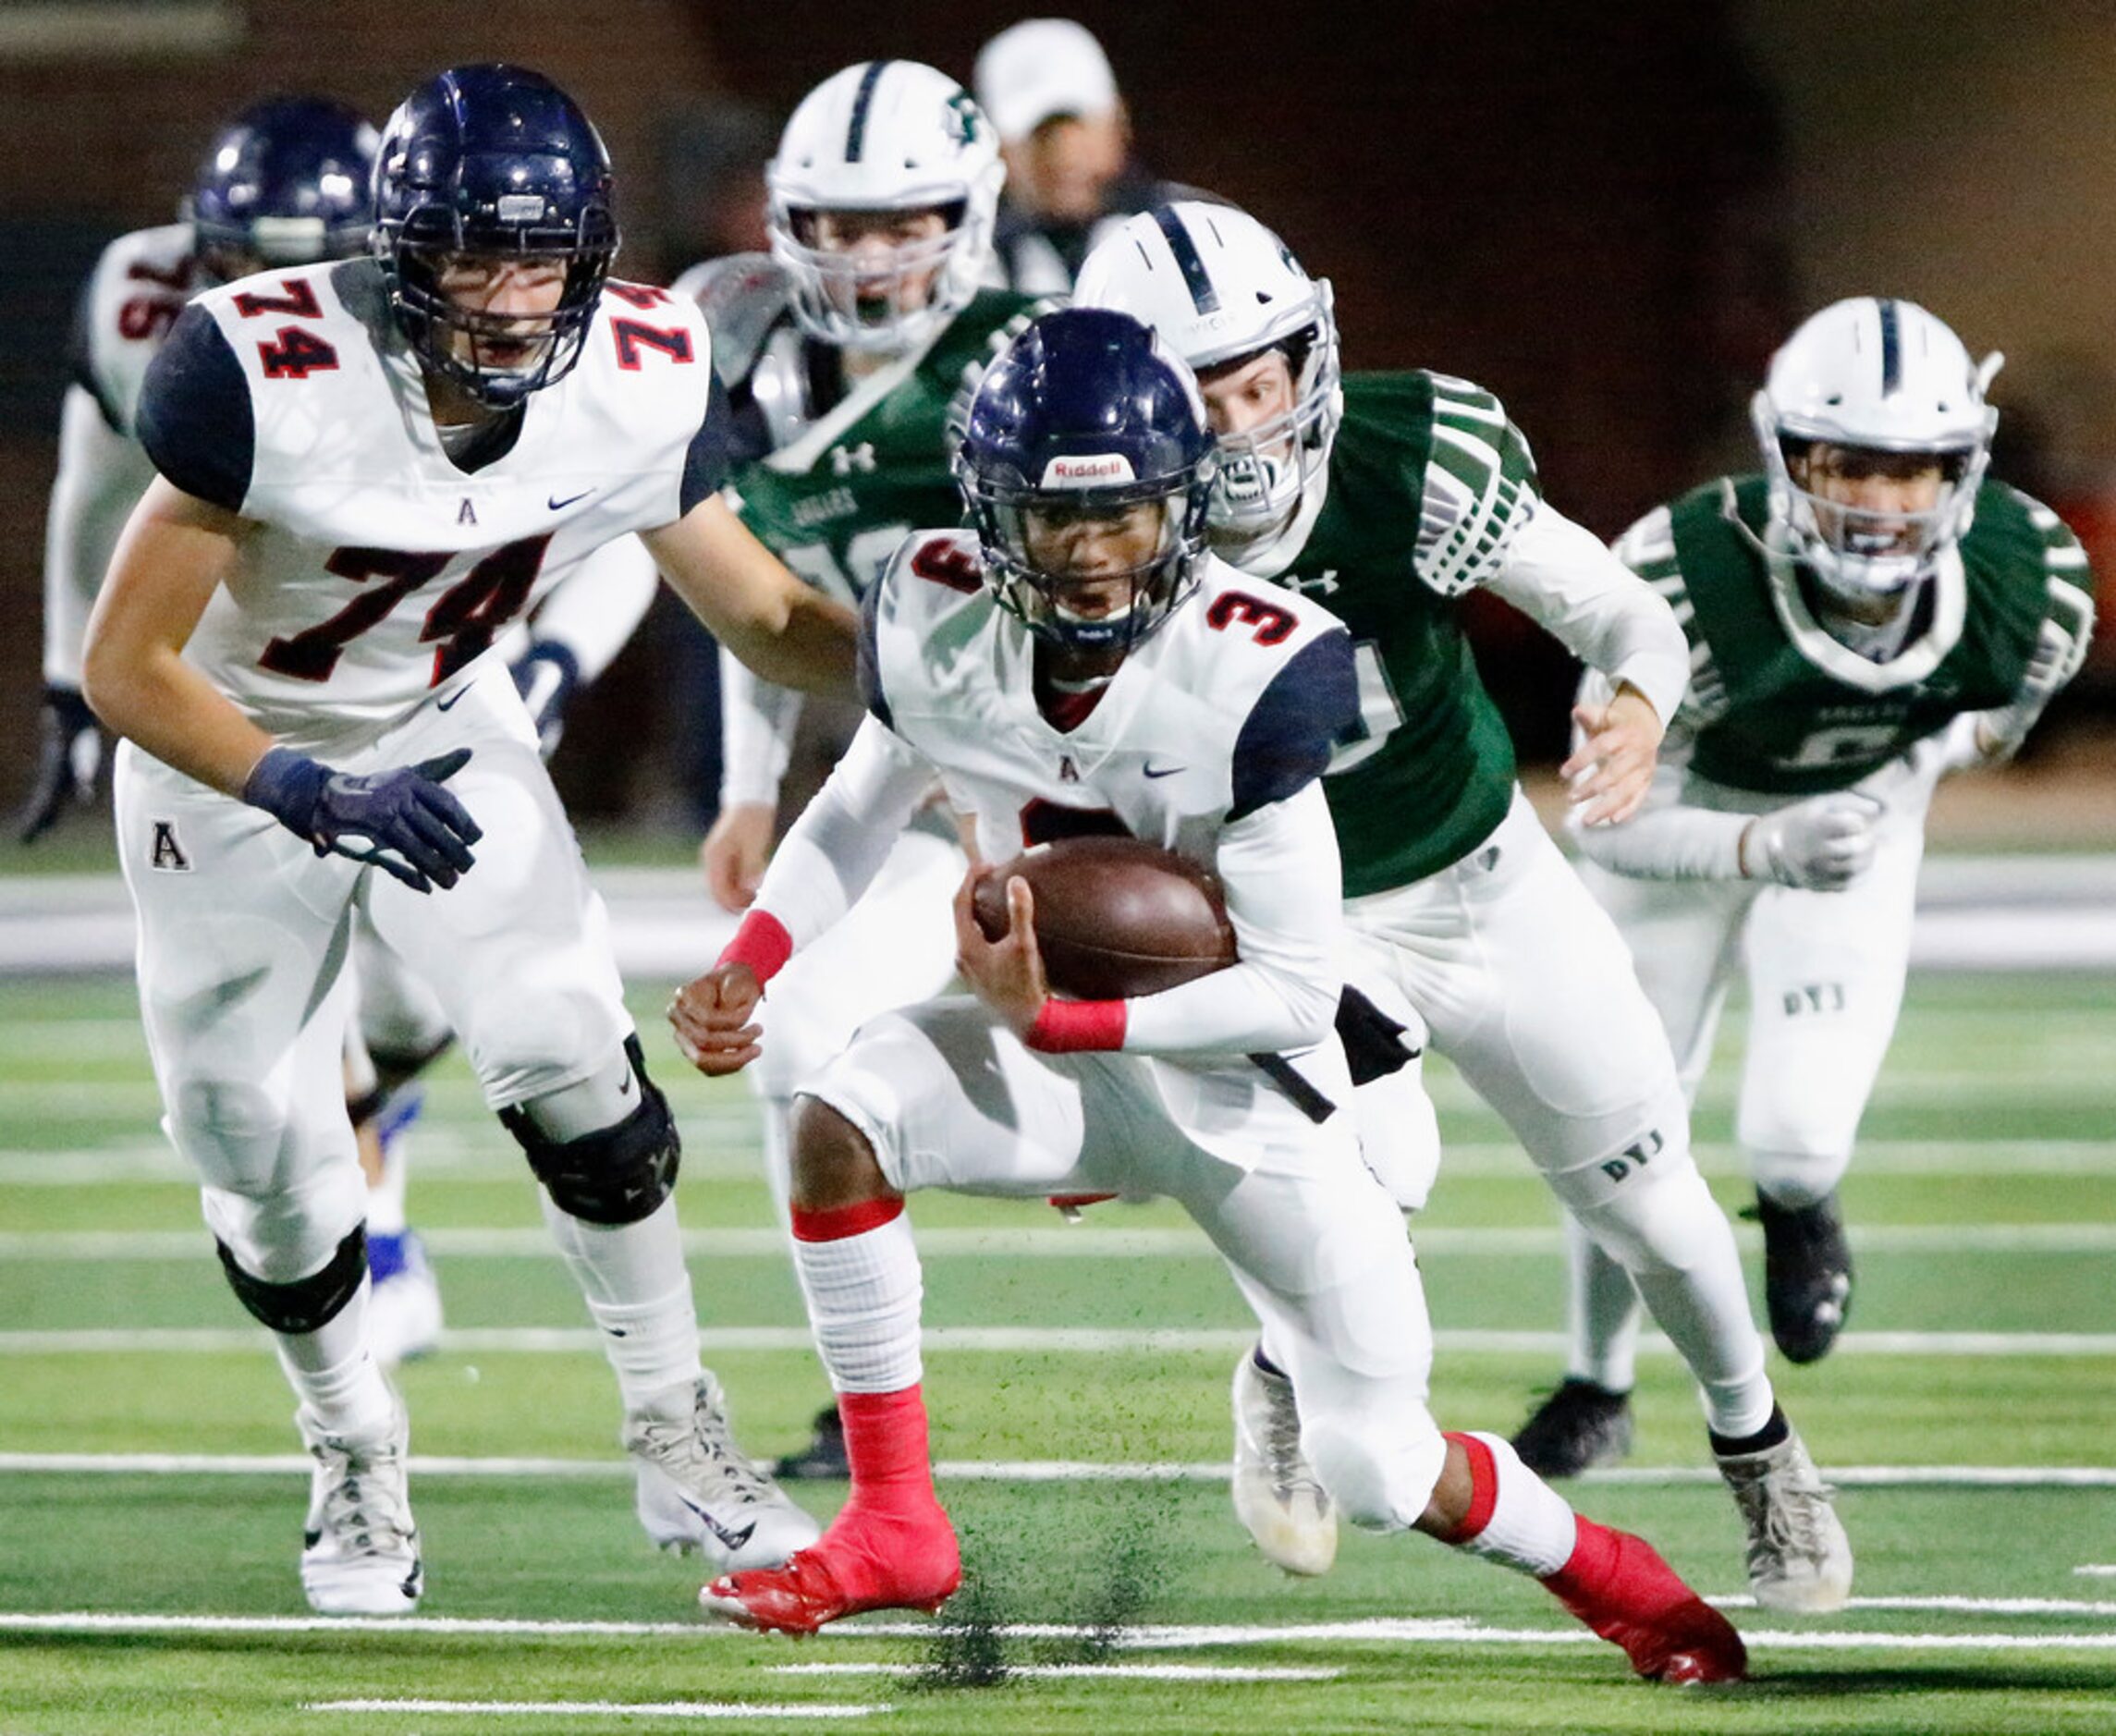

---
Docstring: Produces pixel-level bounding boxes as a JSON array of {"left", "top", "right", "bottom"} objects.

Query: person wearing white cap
[{"left": 973, "top": 18, "right": 1195, "bottom": 293}]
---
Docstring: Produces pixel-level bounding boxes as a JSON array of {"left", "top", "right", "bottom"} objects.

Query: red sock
[{"left": 838, "top": 1387, "right": 944, "bottom": 1524}]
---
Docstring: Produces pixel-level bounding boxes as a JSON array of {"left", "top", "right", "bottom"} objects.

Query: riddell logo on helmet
[{"left": 1041, "top": 454, "right": 1136, "bottom": 486}]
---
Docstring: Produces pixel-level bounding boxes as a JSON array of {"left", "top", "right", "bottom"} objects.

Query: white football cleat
[
  {"left": 1231, "top": 1347, "right": 1337, "bottom": 1577},
  {"left": 297, "top": 1398, "right": 422, "bottom": 1616},
  {"left": 367, "top": 1230, "right": 444, "bottom": 1367},
  {"left": 625, "top": 1373, "right": 820, "bottom": 1573},
  {"left": 1716, "top": 1424, "right": 1853, "bottom": 1612}
]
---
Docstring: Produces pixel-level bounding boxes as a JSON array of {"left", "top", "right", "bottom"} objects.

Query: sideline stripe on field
[
  {"left": 9, "top": 1137, "right": 2116, "bottom": 1188},
  {"left": 4, "top": 1451, "right": 2115, "bottom": 1491},
  {"left": 7, "top": 1325, "right": 2116, "bottom": 1357},
  {"left": 308, "top": 1701, "right": 882, "bottom": 1721},
  {"left": 14, "top": 1219, "right": 2116, "bottom": 1260},
  {"left": 775, "top": 1663, "right": 1340, "bottom": 1681},
  {"left": 12, "top": 1611, "right": 2116, "bottom": 1655}
]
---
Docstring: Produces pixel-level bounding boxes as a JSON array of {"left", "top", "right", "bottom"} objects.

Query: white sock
[
  {"left": 1574, "top": 1165, "right": 1776, "bottom": 1440},
  {"left": 538, "top": 1194, "right": 703, "bottom": 1409},
  {"left": 789, "top": 1202, "right": 923, "bottom": 1395},
  {"left": 1565, "top": 1213, "right": 1642, "bottom": 1392},
  {"left": 1446, "top": 1430, "right": 1578, "bottom": 1577},
  {"left": 275, "top": 1277, "right": 398, "bottom": 1438}
]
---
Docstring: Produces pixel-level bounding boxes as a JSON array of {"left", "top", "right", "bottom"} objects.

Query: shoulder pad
[{"left": 675, "top": 252, "right": 794, "bottom": 393}]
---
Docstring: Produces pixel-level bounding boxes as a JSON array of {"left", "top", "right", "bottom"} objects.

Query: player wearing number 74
[{"left": 81, "top": 64, "right": 850, "bottom": 1616}]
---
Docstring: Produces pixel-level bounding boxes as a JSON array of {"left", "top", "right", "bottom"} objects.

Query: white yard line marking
[
  {"left": 775, "top": 1662, "right": 1340, "bottom": 1681},
  {"left": 16, "top": 1220, "right": 2116, "bottom": 1261},
  {"left": 5, "top": 1452, "right": 2116, "bottom": 1492},
  {"left": 10, "top": 1611, "right": 2116, "bottom": 1655},
  {"left": 6, "top": 1326, "right": 2116, "bottom": 1358},
  {"left": 2075, "top": 1566, "right": 2116, "bottom": 1577},
  {"left": 307, "top": 1700, "right": 884, "bottom": 1720},
  {"left": 10, "top": 1137, "right": 2116, "bottom": 1188}
]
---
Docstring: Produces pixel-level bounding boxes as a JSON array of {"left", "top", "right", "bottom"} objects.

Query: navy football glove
[
  {"left": 509, "top": 641, "right": 581, "bottom": 760},
  {"left": 243, "top": 745, "right": 483, "bottom": 893},
  {"left": 17, "top": 684, "right": 104, "bottom": 843}
]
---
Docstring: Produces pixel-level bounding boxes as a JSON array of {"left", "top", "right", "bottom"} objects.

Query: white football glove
[
  {"left": 1738, "top": 793, "right": 1881, "bottom": 891},
  {"left": 1976, "top": 604, "right": 2094, "bottom": 759}
]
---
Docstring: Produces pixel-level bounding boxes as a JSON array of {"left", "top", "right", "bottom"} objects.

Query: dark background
[{"left": 0, "top": 0, "right": 2105, "bottom": 829}]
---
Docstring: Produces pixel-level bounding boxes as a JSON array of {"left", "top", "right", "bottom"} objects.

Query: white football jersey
[
  {"left": 136, "top": 258, "right": 725, "bottom": 753},
  {"left": 43, "top": 223, "right": 210, "bottom": 685},
  {"left": 865, "top": 529, "right": 1352, "bottom": 864}
]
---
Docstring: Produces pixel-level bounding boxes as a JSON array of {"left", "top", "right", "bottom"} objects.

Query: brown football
[{"left": 972, "top": 835, "right": 1238, "bottom": 999}]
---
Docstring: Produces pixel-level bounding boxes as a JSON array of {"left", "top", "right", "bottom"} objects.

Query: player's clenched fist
[{"left": 669, "top": 964, "right": 764, "bottom": 1075}]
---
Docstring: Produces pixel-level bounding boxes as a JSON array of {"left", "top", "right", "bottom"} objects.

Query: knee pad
[
  {"left": 499, "top": 1034, "right": 680, "bottom": 1226},
  {"left": 1570, "top": 1160, "right": 1728, "bottom": 1278},
  {"left": 216, "top": 1224, "right": 367, "bottom": 1335}
]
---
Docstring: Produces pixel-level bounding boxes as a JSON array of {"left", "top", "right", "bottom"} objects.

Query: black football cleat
[
  {"left": 1753, "top": 1190, "right": 1853, "bottom": 1363},
  {"left": 1511, "top": 1377, "right": 1634, "bottom": 1478},
  {"left": 772, "top": 1401, "right": 851, "bottom": 1481}
]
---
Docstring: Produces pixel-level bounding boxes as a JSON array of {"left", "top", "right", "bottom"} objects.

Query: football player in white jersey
[
  {"left": 674, "top": 59, "right": 1040, "bottom": 1482},
  {"left": 1075, "top": 203, "right": 1851, "bottom": 1613},
  {"left": 667, "top": 307, "right": 1746, "bottom": 1685},
  {"left": 1554, "top": 299, "right": 2093, "bottom": 1426},
  {"left": 23, "top": 93, "right": 467, "bottom": 1362},
  {"left": 79, "top": 65, "right": 850, "bottom": 1617}
]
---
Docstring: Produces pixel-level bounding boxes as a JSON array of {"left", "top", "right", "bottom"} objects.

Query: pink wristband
[
  {"left": 1025, "top": 997, "right": 1128, "bottom": 1053},
  {"left": 716, "top": 910, "right": 793, "bottom": 986}
]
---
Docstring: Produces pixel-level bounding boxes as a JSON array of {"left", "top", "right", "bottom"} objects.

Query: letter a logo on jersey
[
  {"left": 149, "top": 820, "right": 191, "bottom": 873},
  {"left": 459, "top": 498, "right": 477, "bottom": 525}
]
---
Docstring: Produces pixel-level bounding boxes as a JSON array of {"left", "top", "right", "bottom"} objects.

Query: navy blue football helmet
[
  {"left": 187, "top": 96, "right": 379, "bottom": 279},
  {"left": 373, "top": 65, "right": 619, "bottom": 408},
  {"left": 955, "top": 307, "right": 1216, "bottom": 654}
]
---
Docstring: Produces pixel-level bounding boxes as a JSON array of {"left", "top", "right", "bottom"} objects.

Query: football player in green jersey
[
  {"left": 1078, "top": 202, "right": 1852, "bottom": 1613},
  {"left": 679, "top": 60, "right": 1049, "bottom": 1480},
  {"left": 1552, "top": 297, "right": 2092, "bottom": 1421}
]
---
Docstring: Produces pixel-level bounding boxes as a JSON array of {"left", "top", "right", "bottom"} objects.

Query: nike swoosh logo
[
  {"left": 435, "top": 686, "right": 471, "bottom": 712},
  {"left": 677, "top": 1495, "right": 756, "bottom": 1554},
  {"left": 1143, "top": 762, "right": 1184, "bottom": 778},
  {"left": 548, "top": 488, "right": 593, "bottom": 511}
]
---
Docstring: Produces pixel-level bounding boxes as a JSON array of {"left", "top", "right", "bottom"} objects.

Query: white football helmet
[
  {"left": 1753, "top": 297, "right": 2002, "bottom": 602},
  {"left": 766, "top": 60, "right": 1004, "bottom": 355},
  {"left": 1075, "top": 202, "right": 1341, "bottom": 559}
]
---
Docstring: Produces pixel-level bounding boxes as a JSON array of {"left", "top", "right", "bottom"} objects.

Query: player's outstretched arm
[
  {"left": 81, "top": 476, "right": 276, "bottom": 796},
  {"left": 642, "top": 495, "right": 859, "bottom": 702}
]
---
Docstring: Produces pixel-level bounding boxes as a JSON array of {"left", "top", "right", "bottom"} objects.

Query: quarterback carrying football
[{"left": 670, "top": 307, "right": 1746, "bottom": 1685}]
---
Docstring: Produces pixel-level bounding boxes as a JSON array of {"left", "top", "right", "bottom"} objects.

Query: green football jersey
[
  {"left": 1266, "top": 371, "right": 1541, "bottom": 896},
  {"left": 1619, "top": 476, "right": 2090, "bottom": 797},
  {"left": 724, "top": 287, "right": 1046, "bottom": 600}
]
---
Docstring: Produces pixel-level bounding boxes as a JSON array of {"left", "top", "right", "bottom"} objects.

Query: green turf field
[{"left": 4, "top": 968, "right": 2115, "bottom": 1734}]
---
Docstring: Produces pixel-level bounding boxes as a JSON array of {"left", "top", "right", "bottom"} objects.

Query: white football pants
[
  {"left": 806, "top": 996, "right": 1450, "bottom": 1529},
  {"left": 1344, "top": 787, "right": 1768, "bottom": 1429},
  {"left": 1566, "top": 760, "right": 1934, "bottom": 1384},
  {"left": 116, "top": 659, "right": 631, "bottom": 1282}
]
